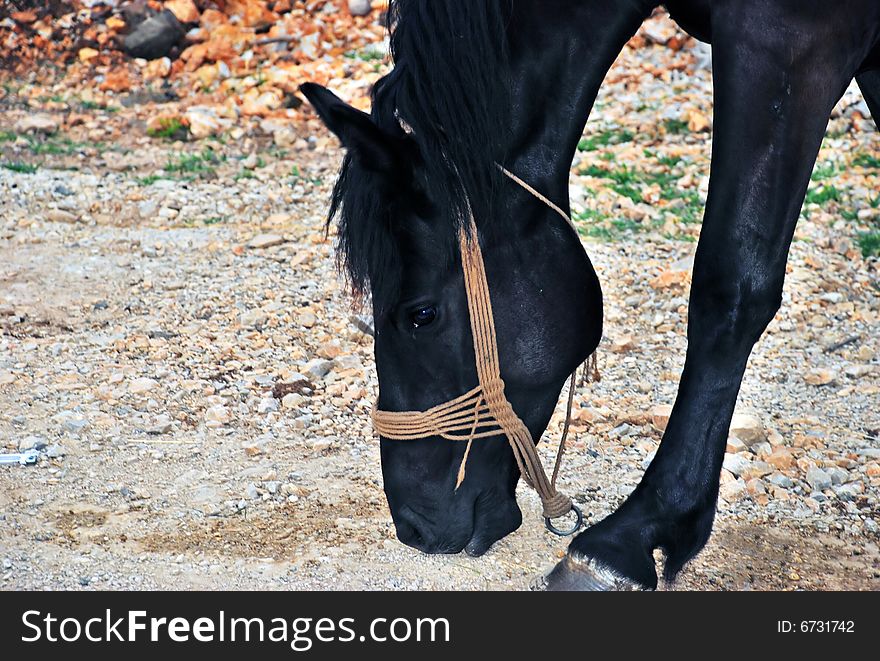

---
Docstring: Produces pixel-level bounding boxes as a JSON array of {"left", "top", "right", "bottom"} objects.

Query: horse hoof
[{"left": 533, "top": 553, "right": 643, "bottom": 591}]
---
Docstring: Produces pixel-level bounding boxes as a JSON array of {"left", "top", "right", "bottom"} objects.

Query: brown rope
[{"left": 372, "top": 168, "right": 594, "bottom": 522}]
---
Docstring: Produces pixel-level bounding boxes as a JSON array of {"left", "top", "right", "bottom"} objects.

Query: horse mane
[{"left": 328, "top": 0, "right": 512, "bottom": 314}]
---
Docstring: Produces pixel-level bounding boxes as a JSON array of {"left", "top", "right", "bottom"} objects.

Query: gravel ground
[{"left": 1, "top": 18, "right": 878, "bottom": 591}]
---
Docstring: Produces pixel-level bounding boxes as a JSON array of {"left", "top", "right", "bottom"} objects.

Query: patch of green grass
[
  {"left": 148, "top": 117, "right": 189, "bottom": 141},
  {"left": 656, "top": 154, "right": 682, "bottom": 168},
  {"left": 857, "top": 231, "right": 880, "bottom": 258},
  {"left": 234, "top": 169, "right": 256, "bottom": 181},
  {"left": 811, "top": 162, "right": 838, "bottom": 181},
  {"left": 2, "top": 161, "right": 38, "bottom": 173},
  {"left": 203, "top": 216, "right": 225, "bottom": 225},
  {"left": 664, "top": 232, "right": 697, "bottom": 243},
  {"left": 580, "top": 163, "right": 682, "bottom": 205},
  {"left": 577, "top": 128, "right": 634, "bottom": 152},
  {"left": 79, "top": 99, "right": 119, "bottom": 113},
  {"left": 163, "top": 149, "right": 222, "bottom": 178},
  {"left": 345, "top": 48, "right": 385, "bottom": 62},
  {"left": 137, "top": 174, "right": 164, "bottom": 186},
  {"left": 853, "top": 153, "right": 880, "bottom": 168},
  {"left": 663, "top": 119, "right": 690, "bottom": 135},
  {"left": 805, "top": 185, "right": 843, "bottom": 206},
  {"left": 573, "top": 208, "right": 647, "bottom": 241},
  {"left": 841, "top": 208, "right": 859, "bottom": 221},
  {"left": 0, "top": 130, "right": 17, "bottom": 142},
  {"left": 26, "top": 135, "right": 91, "bottom": 156}
]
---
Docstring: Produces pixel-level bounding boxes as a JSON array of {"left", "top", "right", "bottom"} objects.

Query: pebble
[
  {"left": 129, "top": 378, "right": 159, "bottom": 394},
  {"left": 146, "top": 415, "right": 173, "bottom": 434},
  {"left": 806, "top": 466, "right": 832, "bottom": 492},
  {"left": 767, "top": 473, "right": 794, "bottom": 489},
  {"left": 46, "top": 209, "right": 80, "bottom": 224},
  {"left": 239, "top": 310, "right": 268, "bottom": 330},
  {"left": 15, "top": 114, "right": 58, "bottom": 134},
  {"left": 728, "top": 413, "right": 766, "bottom": 447},
  {"left": 204, "top": 405, "right": 230, "bottom": 427},
  {"left": 45, "top": 444, "right": 66, "bottom": 459},
  {"left": 303, "top": 359, "right": 334, "bottom": 380},
  {"left": 257, "top": 398, "right": 279, "bottom": 414},
  {"left": 722, "top": 453, "right": 753, "bottom": 478},
  {"left": 282, "top": 393, "right": 304, "bottom": 409},
  {"left": 348, "top": 0, "right": 372, "bottom": 16},
  {"left": 247, "top": 234, "right": 286, "bottom": 249}
]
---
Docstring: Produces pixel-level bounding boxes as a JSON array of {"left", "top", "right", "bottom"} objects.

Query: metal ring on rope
[{"left": 544, "top": 504, "right": 584, "bottom": 536}]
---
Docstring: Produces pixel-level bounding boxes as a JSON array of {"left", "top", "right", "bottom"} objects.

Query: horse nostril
[{"left": 396, "top": 505, "right": 438, "bottom": 551}]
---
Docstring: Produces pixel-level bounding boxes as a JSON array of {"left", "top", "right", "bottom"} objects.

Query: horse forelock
[{"left": 329, "top": 0, "right": 512, "bottom": 316}]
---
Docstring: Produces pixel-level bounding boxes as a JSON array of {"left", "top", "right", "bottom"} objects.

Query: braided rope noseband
[{"left": 372, "top": 167, "right": 594, "bottom": 532}]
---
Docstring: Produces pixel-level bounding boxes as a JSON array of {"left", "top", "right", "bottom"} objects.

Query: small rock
[
  {"left": 335, "top": 354, "right": 362, "bottom": 371},
  {"left": 719, "top": 478, "right": 747, "bottom": 502},
  {"left": 726, "top": 437, "right": 747, "bottom": 453},
  {"left": 165, "top": 0, "right": 200, "bottom": 23},
  {"left": 833, "top": 482, "right": 863, "bottom": 501},
  {"left": 805, "top": 466, "right": 832, "bottom": 491},
  {"left": 146, "top": 415, "right": 173, "bottom": 435},
  {"left": 649, "top": 404, "right": 672, "bottom": 432},
  {"left": 61, "top": 416, "right": 89, "bottom": 434},
  {"left": 728, "top": 413, "right": 766, "bottom": 447},
  {"left": 767, "top": 472, "right": 794, "bottom": 489},
  {"left": 827, "top": 466, "right": 849, "bottom": 486},
  {"left": 242, "top": 442, "right": 265, "bottom": 457},
  {"left": 15, "top": 114, "right": 58, "bottom": 134},
  {"left": 303, "top": 359, "right": 334, "bottom": 380},
  {"left": 239, "top": 310, "right": 268, "bottom": 330},
  {"left": 348, "top": 0, "right": 372, "bottom": 16},
  {"left": 18, "top": 436, "right": 46, "bottom": 452},
  {"left": 46, "top": 209, "right": 79, "bottom": 224},
  {"left": 766, "top": 447, "right": 795, "bottom": 470},
  {"left": 205, "top": 405, "right": 230, "bottom": 427},
  {"left": 138, "top": 200, "right": 159, "bottom": 218},
  {"left": 722, "top": 453, "right": 753, "bottom": 478},
  {"left": 610, "top": 335, "right": 637, "bottom": 353},
  {"left": 298, "top": 312, "right": 317, "bottom": 328},
  {"left": 247, "top": 234, "right": 286, "bottom": 249},
  {"left": 312, "top": 438, "right": 333, "bottom": 453},
  {"left": 245, "top": 483, "right": 260, "bottom": 499},
  {"left": 45, "top": 444, "right": 66, "bottom": 459},
  {"left": 129, "top": 377, "right": 159, "bottom": 394},
  {"left": 281, "top": 393, "right": 304, "bottom": 409},
  {"left": 317, "top": 341, "right": 343, "bottom": 359},
  {"left": 184, "top": 106, "right": 228, "bottom": 139},
  {"left": 292, "top": 414, "right": 315, "bottom": 429},
  {"left": 123, "top": 10, "right": 186, "bottom": 60},
  {"left": 257, "top": 398, "right": 279, "bottom": 414},
  {"left": 804, "top": 369, "right": 836, "bottom": 386}
]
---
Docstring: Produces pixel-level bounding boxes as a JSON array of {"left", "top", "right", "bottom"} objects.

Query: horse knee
[{"left": 688, "top": 274, "right": 782, "bottom": 356}]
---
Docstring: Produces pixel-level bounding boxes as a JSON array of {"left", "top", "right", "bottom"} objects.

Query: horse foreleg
[{"left": 545, "top": 5, "right": 867, "bottom": 590}]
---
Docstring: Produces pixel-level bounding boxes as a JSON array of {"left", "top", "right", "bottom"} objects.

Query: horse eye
[{"left": 411, "top": 306, "right": 437, "bottom": 328}]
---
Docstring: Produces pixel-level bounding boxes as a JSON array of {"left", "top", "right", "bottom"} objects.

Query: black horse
[{"left": 301, "top": 0, "right": 880, "bottom": 589}]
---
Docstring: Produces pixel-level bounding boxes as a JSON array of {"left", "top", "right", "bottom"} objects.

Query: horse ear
[{"left": 299, "top": 83, "right": 399, "bottom": 173}]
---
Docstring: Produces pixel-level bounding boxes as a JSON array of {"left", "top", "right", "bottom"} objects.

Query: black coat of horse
[{"left": 301, "top": 0, "right": 880, "bottom": 589}]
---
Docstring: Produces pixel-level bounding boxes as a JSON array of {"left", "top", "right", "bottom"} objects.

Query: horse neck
[{"left": 504, "top": 0, "right": 655, "bottom": 207}]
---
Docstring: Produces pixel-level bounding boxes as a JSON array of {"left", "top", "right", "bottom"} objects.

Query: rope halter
[{"left": 372, "top": 167, "right": 594, "bottom": 534}]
